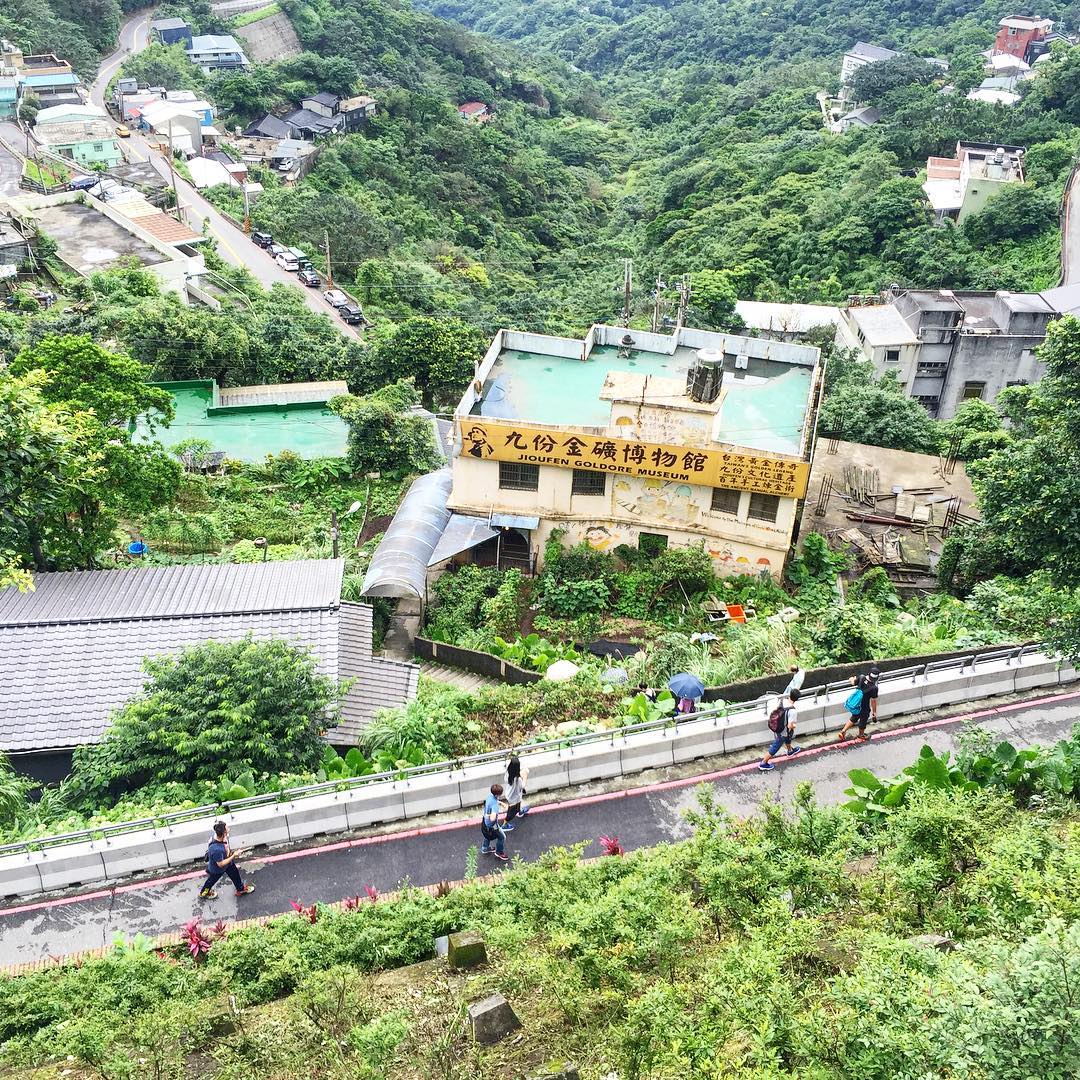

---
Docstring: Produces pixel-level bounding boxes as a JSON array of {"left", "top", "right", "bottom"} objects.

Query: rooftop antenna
[
  {"left": 650, "top": 273, "right": 668, "bottom": 333},
  {"left": 621, "top": 258, "right": 633, "bottom": 327},
  {"left": 675, "top": 274, "right": 690, "bottom": 332}
]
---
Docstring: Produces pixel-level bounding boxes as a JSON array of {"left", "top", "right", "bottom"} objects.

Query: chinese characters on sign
[{"left": 459, "top": 420, "right": 810, "bottom": 498}]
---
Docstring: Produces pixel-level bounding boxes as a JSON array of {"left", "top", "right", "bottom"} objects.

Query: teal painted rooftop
[
  {"left": 471, "top": 341, "right": 816, "bottom": 456},
  {"left": 137, "top": 380, "right": 349, "bottom": 462}
]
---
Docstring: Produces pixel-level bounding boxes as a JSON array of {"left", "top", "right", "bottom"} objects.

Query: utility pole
[
  {"left": 651, "top": 273, "right": 666, "bottom": 333},
  {"left": 324, "top": 229, "right": 333, "bottom": 288},
  {"left": 621, "top": 258, "right": 633, "bottom": 327},
  {"left": 675, "top": 273, "right": 690, "bottom": 331},
  {"left": 241, "top": 182, "right": 251, "bottom": 234},
  {"left": 166, "top": 120, "right": 182, "bottom": 222},
  {"left": 330, "top": 509, "right": 340, "bottom": 560}
]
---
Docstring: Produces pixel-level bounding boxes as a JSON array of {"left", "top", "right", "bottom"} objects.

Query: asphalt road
[
  {"left": 0, "top": 127, "right": 22, "bottom": 196},
  {"left": 2, "top": 689, "right": 1077, "bottom": 965},
  {"left": 87, "top": 10, "right": 361, "bottom": 338}
]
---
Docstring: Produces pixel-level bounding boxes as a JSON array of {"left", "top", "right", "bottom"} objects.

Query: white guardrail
[{"left": 0, "top": 645, "right": 1074, "bottom": 898}]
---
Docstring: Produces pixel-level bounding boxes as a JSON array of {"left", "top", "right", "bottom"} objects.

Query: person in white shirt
[
  {"left": 758, "top": 688, "right": 803, "bottom": 771},
  {"left": 502, "top": 754, "right": 530, "bottom": 831}
]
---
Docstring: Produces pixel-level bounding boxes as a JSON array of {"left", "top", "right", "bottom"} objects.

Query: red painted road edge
[{"left": 4, "top": 687, "right": 1079, "bottom": 920}]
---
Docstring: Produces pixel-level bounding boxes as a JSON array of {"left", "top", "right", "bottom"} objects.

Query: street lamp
[
  {"left": 253, "top": 536, "right": 268, "bottom": 562},
  {"left": 331, "top": 501, "right": 363, "bottom": 559}
]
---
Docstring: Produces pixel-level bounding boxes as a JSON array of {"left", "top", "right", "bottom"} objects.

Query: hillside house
[
  {"left": 414, "top": 324, "right": 821, "bottom": 581},
  {"left": 33, "top": 103, "right": 121, "bottom": 167},
  {"left": 836, "top": 288, "right": 1056, "bottom": 417},
  {"left": 151, "top": 17, "right": 193, "bottom": 47},
  {"left": 187, "top": 35, "right": 248, "bottom": 72},
  {"left": 0, "top": 560, "right": 418, "bottom": 773},
  {"left": 840, "top": 41, "right": 899, "bottom": 84},
  {"left": 458, "top": 101, "right": 491, "bottom": 122},
  {"left": 922, "top": 141, "right": 1025, "bottom": 224},
  {"left": 994, "top": 14, "right": 1052, "bottom": 61}
]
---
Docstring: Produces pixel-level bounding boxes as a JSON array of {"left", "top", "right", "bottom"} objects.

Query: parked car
[
  {"left": 115, "top": 124, "right": 131, "bottom": 138},
  {"left": 298, "top": 269, "right": 321, "bottom": 287},
  {"left": 298, "top": 259, "right": 315, "bottom": 273},
  {"left": 275, "top": 251, "right": 300, "bottom": 272},
  {"left": 322, "top": 288, "right": 348, "bottom": 308},
  {"left": 339, "top": 303, "right": 368, "bottom": 325},
  {"left": 251, "top": 231, "right": 273, "bottom": 248},
  {"left": 268, "top": 243, "right": 287, "bottom": 258}
]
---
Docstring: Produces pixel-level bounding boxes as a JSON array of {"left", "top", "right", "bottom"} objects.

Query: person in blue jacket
[{"left": 198, "top": 821, "right": 256, "bottom": 900}]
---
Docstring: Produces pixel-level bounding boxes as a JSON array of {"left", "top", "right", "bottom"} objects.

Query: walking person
[
  {"left": 480, "top": 783, "right": 508, "bottom": 861},
  {"left": 198, "top": 821, "right": 255, "bottom": 900},
  {"left": 758, "top": 688, "right": 803, "bottom": 771},
  {"left": 838, "top": 666, "right": 881, "bottom": 742},
  {"left": 783, "top": 661, "right": 806, "bottom": 697},
  {"left": 502, "top": 754, "right": 530, "bottom": 831}
]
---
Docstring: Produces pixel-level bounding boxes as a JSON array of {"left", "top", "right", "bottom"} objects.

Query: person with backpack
[
  {"left": 480, "top": 783, "right": 509, "bottom": 861},
  {"left": 838, "top": 666, "right": 881, "bottom": 742},
  {"left": 758, "top": 688, "right": 803, "bottom": 771},
  {"left": 198, "top": 821, "right": 255, "bottom": 900}
]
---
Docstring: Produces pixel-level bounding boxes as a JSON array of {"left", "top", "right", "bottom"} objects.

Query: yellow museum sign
[{"left": 458, "top": 420, "right": 810, "bottom": 498}]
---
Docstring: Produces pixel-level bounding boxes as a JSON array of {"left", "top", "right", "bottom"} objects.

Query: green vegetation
[
  {"left": 21, "top": 160, "right": 70, "bottom": 189},
  {"left": 6, "top": 747, "right": 1080, "bottom": 1077},
  {"left": 231, "top": 2, "right": 281, "bottom": 29}
]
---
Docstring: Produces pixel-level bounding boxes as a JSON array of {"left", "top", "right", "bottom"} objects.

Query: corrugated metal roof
[
  {"left": 333, "top": 603, "right": 419, "bottom": 744},
  {"left": 0, "top": 560, "right": 344, "bottom": 627},
  {"left": 218, "top": 380, "right": 348, "bottom": 407},
  {"left": 362, "top": 470, "right": 452, "bottom": 599},
  {"left": 0, "top": 609, "right": 340, "bottom": 752}
]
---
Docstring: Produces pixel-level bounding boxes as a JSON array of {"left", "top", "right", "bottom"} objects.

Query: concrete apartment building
[
  {"left": 444, "top": 324, "right": 821, "bottom": 579},
  {"left": 840, "top": 41, "right": 899, "bottom": 84},
  {"left": 837, "top": 288, "right": 1054, "bottom": 417},
  {"left": 923, "top": 142, "right": 1025, "bottom": 224}
]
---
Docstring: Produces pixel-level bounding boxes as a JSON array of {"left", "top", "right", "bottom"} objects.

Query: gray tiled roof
[
  {"left": 333, "top": 603, "right": 419, "bottom": 744},
  {"left": 0, "top": 562, "right": 417, "bottom": 754},
  {"left": 0, "top": 610, "right": 340, "bottom": 753},
  {"left": 0, "top": 560, "right": 344, "bottom": 626}
]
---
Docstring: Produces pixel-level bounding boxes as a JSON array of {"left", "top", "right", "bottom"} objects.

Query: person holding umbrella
[{"left": 668, "top": 672, "right": 705, "bottom": 714}]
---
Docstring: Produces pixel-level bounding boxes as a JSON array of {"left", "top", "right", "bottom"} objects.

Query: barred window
[
  {"left": 571, "top": 469, "right": 606, "bottom": 496},
  {"left": 498, "top": 462, "right": 539, "bottom": 491},
  {"left": 711, "top": 488, "right": 741, "bottom": 515},
  {"left": 747, "top": 493, "right": 780, "bottom": 523}
]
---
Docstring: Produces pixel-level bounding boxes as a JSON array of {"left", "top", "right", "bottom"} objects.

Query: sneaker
[
  {"left": 758, "top": 761, "right": 775, "bottom": 771},
  {"left": 492, "top": 851, "right": 509, "bottom": 862},
  {"left": 481, "top": 848, "right": 492, "bottom": 856},
  {"left": 787, "top": 746, "right": 803, "bottom": 757},
  {"left": 837, "top": 731, "right": 847, "bottom": 742},
  {"left": 198, "top": 889, "right": 217, "bottom": 900},
  {"left": 519, "top": 805, "right": 530, "bottom": 817},
  {"left": 502, "top": 823, "right": 515, "bottom": 832},
  {"left": 236, "top": 884, "right": 255, "bottom": 896}
]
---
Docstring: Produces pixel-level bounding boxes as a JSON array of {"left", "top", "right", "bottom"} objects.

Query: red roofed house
[
  {"left": 994, "top": 15, "right": 1053, "bottom": 60},
  {"left": 457, "top": 101, "right": 491, "bottom": 122}
]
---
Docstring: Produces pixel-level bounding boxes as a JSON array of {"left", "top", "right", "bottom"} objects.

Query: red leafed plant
[
  {"left": 183, "top": 919, "right": 213, "bottom": 961},
  {"left": 210, "top": 920, "right": 229, "bottom": 939},
  {"left": 290, "top": 900, "right": 319, "bottom": 924},
  {"left": 342, "top": 886, "right": 379, "bottom": 911},
  {"left": 599, "top": 834, "right": 624, "bottom": 857}
]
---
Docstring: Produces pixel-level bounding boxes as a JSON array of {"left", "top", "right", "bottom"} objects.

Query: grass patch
[
  {"left": 22, "top": 159, "right": 70, "bottom": 188},
  {"left": 232, "top": 2, "right": 281, "bottom": 27}
]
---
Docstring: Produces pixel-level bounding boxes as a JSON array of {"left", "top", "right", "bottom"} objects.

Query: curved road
[
  {"left": 88, "top": 9, "right": 361, "bottom": 338},
  {"left": 1, "top": 688, "right": 1077, "bottom": 966}
]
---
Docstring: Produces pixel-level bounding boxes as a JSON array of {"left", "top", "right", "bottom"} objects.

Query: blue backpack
[{"left": 845, "top": 687, "right": 864, "bottom": 715}]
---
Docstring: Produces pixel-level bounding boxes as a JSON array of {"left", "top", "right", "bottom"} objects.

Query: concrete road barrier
[{"left": 0, "top": 647, "right": 1071, "bottom": 899}]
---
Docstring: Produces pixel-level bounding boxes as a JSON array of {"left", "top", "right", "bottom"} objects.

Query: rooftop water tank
[{"left": 686, "top": 348, "right": 724, "bottom": 403}]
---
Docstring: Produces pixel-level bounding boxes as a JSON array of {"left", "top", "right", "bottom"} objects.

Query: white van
[{"left": 275, "top": 250, "right": 300, "bottom": 272}]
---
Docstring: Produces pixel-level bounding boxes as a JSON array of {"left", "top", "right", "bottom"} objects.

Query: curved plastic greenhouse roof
[{"left": 361, "top": 469, "right": 453, "bottom": 599}]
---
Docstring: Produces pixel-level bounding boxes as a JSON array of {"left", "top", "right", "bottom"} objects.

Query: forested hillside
[{"left": 0, "top": 0, "right": 128, "bottom": 75}]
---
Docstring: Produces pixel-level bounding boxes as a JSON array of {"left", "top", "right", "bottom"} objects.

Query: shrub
[
  {"left": 542, "top": 578, "right": 610, "bottom": 617},
  {"left": 70, "top": 638, "right": 341, "bottom": 806}
]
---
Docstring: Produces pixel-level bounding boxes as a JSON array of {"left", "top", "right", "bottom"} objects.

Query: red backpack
[{"left": 767, "top": 702, "right": 788, "bottom": 733}]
